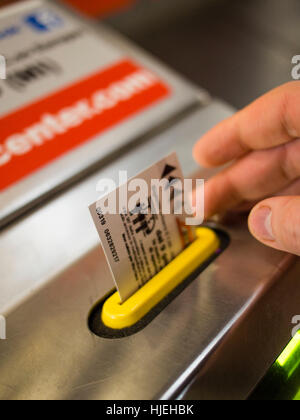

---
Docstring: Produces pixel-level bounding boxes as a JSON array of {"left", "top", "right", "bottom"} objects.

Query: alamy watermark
[
  {"left": 292, "top": 55, "right": 300, "bottom": 80},
  {"left": 0, "top": 54, "right": 6, "bottom": 80},
  {"left": 0, "top": 315, "right": 6, "bottom": 340},
  {"left": 96, "top": 171, "right": 204, "bottom": 226},
  {"left": 291, "top": 315, "right": 300, "bottom": 338}
]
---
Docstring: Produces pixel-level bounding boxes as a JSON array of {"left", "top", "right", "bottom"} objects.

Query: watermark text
[
  {"left": 292, "top": 55, "right": 300, "bottom": 80},
  {"left": 96, "top": 171, "right": 204, "bottom": 226},
  {"left": 0, "top": 54, "right": 6, "bottom": 80},
  {"left": 0, "top": 315, "right": 6, "bottom": 340}
]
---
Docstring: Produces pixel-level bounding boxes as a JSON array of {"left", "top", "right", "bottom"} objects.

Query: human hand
[{"left": 193, "top": 82, "right": 300, "bottom": 256}]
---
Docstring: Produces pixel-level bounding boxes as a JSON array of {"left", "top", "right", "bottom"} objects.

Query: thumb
[{"left": 248, "top": 196, "right": 300, "bottom": 256}]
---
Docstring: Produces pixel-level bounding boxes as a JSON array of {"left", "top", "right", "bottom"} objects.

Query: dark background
[{"left": 106, "top": 0, "right": 299, "bottom": 109}]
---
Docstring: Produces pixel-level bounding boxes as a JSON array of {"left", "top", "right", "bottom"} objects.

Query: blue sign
[{"left": 24, "top": 10, "right": 63, "bottom": 32}]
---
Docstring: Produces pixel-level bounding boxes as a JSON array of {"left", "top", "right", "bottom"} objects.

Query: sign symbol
[{"left": 161, "top": 164, "right": 176, "bottom": 179}]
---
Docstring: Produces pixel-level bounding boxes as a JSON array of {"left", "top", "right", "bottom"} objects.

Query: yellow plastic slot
[{"left": 101, "top": 227, "right": 220, "bottom": 330}]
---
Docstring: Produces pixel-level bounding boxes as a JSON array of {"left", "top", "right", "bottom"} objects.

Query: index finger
[{"left": 193, "top": 81, "right": 300, "bottom": 167}]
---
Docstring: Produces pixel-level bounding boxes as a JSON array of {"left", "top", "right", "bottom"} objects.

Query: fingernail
[{"left": 250, "top": 206, "right": 275, "bottom": 241}]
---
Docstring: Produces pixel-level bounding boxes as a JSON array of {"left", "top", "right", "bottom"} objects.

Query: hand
[{"left": 193, "top": 82, "right": 300, "bottom": 256}]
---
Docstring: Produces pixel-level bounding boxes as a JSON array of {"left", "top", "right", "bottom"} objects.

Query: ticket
[{"left": 89, "top": 152, "right": 196, "bottom": 302}]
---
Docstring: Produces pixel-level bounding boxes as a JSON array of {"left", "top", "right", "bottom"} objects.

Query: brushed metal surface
[{"left": 0, "top": 100, "right": 299, "bottom": 400}]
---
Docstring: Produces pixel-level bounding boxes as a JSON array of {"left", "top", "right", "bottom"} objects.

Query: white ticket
[{"left": 89, "top": 152, "right": 196, "bottom": 302}]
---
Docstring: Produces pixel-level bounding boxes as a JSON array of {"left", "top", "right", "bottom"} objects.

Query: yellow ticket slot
[{"left": 102, "top": 227, "right": 220, "bottom": 330}]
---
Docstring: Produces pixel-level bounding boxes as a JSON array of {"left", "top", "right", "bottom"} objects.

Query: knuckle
[{"left": 279, "top": 198, "right": 300, "bottom": 251}]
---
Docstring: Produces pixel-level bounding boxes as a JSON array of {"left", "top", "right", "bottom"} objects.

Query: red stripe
[
  {"left": 63, "top": 0, "right": 135, "bottom": 17},
  {"left": 0, "top": 59, "right": 170, "bottom": 191}
]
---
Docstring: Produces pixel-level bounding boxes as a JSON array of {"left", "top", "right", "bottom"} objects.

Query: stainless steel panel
[
  {"left": 181, "top": 256, "right": 300, "bottom": 400},
  {"left": 1, "top": 100, "right": 299, "bottom": 400}
]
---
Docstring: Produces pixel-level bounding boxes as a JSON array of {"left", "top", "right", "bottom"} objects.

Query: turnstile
[{"left": 0, "top": 0, "right": 299, "bottom": 400}]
